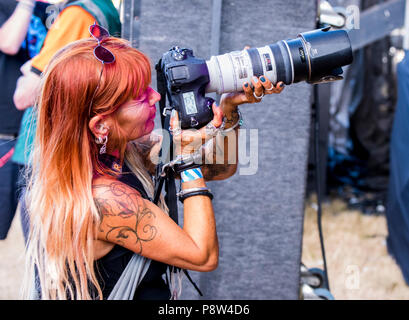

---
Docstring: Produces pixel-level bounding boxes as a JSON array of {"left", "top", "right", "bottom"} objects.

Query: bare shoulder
[
  {"left": 92, "top": 176, "right": 142, "bottom": 199},
  {"left": 91, "top": 176, "right": 157, "bottom": 254},
  {"left": 92, "top": 176, "right": 146, "bottom": 222},
  {"left": 92, "top": 177, "right": 144, "bottom": 217}
]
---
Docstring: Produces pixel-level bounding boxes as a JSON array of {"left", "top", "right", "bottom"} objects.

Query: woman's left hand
[
  {"left": 219, "top": 76, "right": 285, "bottom": 112},
  {"left": 220, "top": 44, "right": 285, "bottom": 110}
]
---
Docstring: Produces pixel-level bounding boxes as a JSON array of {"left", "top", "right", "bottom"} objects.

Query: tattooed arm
[
  {"left": 92, "top": 176, "right": 218, "bottom": 271},
  {"left": 201, "top": 105, "right": 240, "bottom": 181}
]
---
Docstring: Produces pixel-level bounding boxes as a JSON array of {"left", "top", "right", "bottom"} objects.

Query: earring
[{"left": 95, "top": 135, "right": 108, "bottom": 154}]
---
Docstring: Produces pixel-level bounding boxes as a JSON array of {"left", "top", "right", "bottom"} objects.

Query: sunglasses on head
[
  {"left": 89, "top": 22, "right": 115, "bottom": 64},
  {"left": 88, "top": 22, "right": 115, "bottom": 116}
]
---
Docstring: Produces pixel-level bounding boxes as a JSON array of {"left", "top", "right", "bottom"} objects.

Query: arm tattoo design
[
  {"left": 202, "top": 109, "right": 239, "bottom": 180},
  {"left": 224, "top": 108, "right": 240, "bottom": 126},
  {"left": 203, "top": 164, "right": 228, "bottom": 180},
  {"left": 93, "top": 182, "right": 157, "bottom": 254}
]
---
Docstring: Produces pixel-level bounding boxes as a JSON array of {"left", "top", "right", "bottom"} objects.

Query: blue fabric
[
  {"left": 20, "top": 13, "right": 47, "bottom": 59},
  {"left": 12, "top": 107, "right": 36, "bottom": 165},
  {"left": 0, "top": 139, "right": 21, "bottom": 239},
  {"left": 386, "top": 50, "right": 409, "bottom": 285}
]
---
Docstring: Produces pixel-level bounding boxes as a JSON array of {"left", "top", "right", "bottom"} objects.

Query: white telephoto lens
[{"left": 205, "top": 46, "right": 277, "bottom": 94}]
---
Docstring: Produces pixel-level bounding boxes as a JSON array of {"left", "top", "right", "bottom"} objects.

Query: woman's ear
[{"left": 89, "top": 115, "right": 110, "bottom": 138}]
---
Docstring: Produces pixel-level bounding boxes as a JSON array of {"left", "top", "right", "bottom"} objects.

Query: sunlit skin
[{"left": 115, "top": 86, "right": 161, "bottom": 140}]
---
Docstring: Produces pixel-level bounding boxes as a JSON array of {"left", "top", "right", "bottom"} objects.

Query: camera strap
[
  {"left": 154, "top": 60, "right": 203, "bottom": 297},
  {"left": 156, "top": 63, "right": 178, "bottom": 224}
]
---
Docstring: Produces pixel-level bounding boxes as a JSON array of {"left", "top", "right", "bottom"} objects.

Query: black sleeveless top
[{"left": 94, "top": 155, "right": 171, "bottom": 300}]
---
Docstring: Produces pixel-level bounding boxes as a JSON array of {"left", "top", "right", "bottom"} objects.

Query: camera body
[
  {"left": 158, "top": 28, "right": 353, "bottom": 130},
  {"left": 159, "top": 47, "right": 214, "bottom": 129}
]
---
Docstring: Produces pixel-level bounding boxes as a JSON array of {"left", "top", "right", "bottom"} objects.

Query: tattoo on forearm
[
  {"left": 202, "top": 109, "right": 239, "bottom": 180},
  {"left": 93, "top": 182, "right": 157, "bottom": 254},
  {"left": 203, "top": 164, "right": 229, "bottom": 180},
  {"left": 224, "top": 109, "right": 239, "bottom": 126}
]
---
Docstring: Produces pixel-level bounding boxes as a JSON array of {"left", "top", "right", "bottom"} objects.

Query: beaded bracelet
[
  {"left": 205, "top": 108, "right": 243, "bottom": 137},
  {"left": 219, "top": 109, "right": 243, "bottom": 136}
]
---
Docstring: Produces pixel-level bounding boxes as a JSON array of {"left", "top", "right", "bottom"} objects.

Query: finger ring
[
  {"left": 205, "top": 121, "right": 219, "bottom": 136},
  {"left": 253, "top": 91, "right": 264, "bottom": 100},
  {"left": 266, "top": 84, "right": 274, "bottom": 91},
  {"left": 173, "top": 128, "right": 182, "bottom": 136},
  {"left": 169, "top": 126, "right": 182, "bottom": 136}
]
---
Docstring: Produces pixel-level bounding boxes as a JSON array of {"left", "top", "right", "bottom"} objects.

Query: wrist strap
[
  {"left": 174, "top": 162, "right": 201, "bottom": 175},
  {"left": 173, "top": 154, "right": 202, "bottom": 175}
]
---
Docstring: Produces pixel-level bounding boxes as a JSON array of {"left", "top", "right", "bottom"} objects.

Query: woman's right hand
[{"left": 169, "top": 103, "right": 224, "bottom": 158}]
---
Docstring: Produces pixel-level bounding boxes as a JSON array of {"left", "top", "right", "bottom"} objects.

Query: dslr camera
[{"left": 157, "top": 27, "right": 353, "bottom": 129}]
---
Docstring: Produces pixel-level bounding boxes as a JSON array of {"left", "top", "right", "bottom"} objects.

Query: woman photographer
[{"left": 23, "top": 24, "right": 284, "bottom": 300}]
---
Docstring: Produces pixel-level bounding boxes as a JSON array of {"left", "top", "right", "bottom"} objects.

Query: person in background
[
  {"left": 12, "top": 0, "right": 121, "bottom": 241},
  {"left": 0, "top": 0, "right": 48, "bottom": 240}
]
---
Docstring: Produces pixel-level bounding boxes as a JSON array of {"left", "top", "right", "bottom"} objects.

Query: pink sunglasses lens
[
  {"left": 89, "top": 24, "right": 110, "bottom": 40},
  {"left": 94, "top": 45, "right": 115, "bottom": 64}
]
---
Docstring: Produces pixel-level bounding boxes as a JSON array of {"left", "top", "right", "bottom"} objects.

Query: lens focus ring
[{"left": 246, "top": 48, "right": 264, "bottom": 78}]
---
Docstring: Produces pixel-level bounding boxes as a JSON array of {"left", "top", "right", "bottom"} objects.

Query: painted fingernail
[
  {"left": 171, "top": 109, "right": 176, "bottom": 117},
  {"left": 252, "top": 76, "right": 258, "bottom": 83},
  {"left": 260, "top": 76, "right": 266, "bottom": 82},
  {"left": 280, "top": 83, "right": 284, "bottom": 87},
  {"left": 244, "top": 82, "right": 249, "bottom": 87}
]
